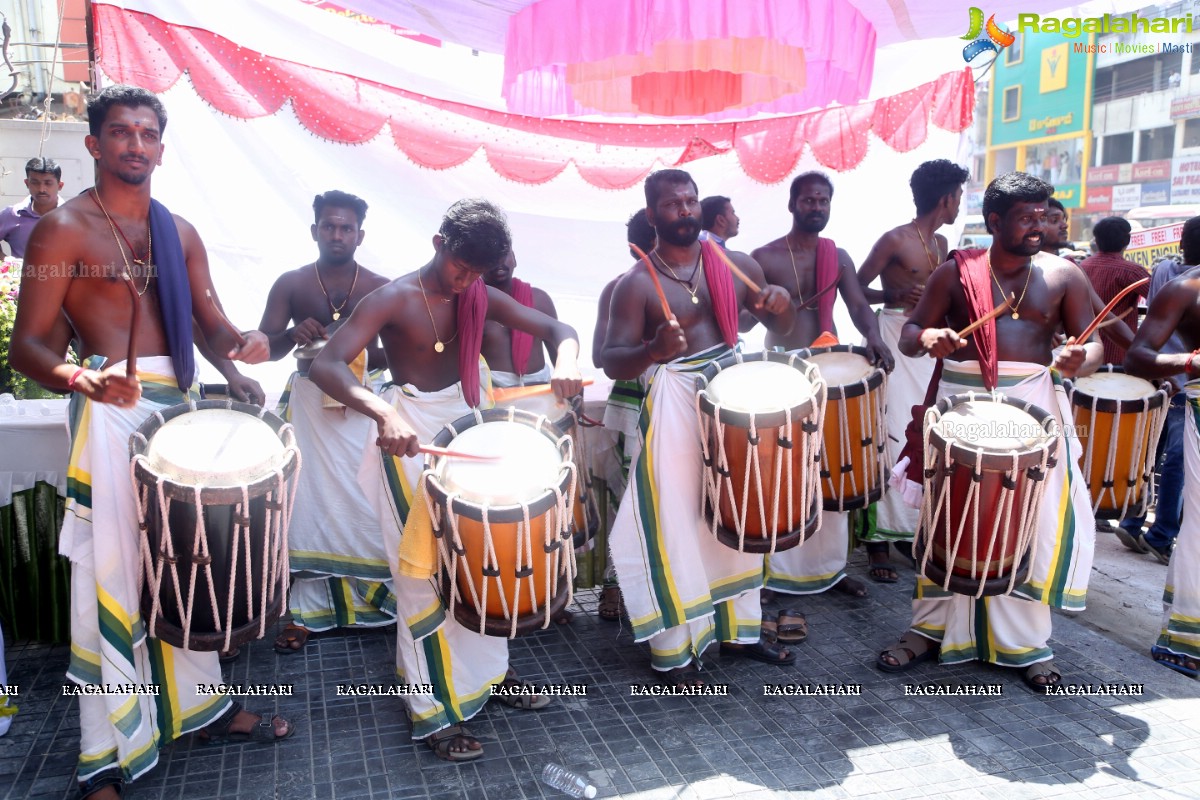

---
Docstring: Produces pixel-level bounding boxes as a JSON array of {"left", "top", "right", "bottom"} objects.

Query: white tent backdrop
[{"left": 139, "top": 74, "right": 969, "bottom": 397}]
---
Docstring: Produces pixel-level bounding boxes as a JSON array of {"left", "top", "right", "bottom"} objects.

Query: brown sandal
[
  {"left": 426, "top": 724, "right": 483, "bottom": 762},
  {"left": 598, "top": 585, "right": 624, "bottom": 621},
  {"left": 273, "top": 623, "right": 310, "bottom": 655}
]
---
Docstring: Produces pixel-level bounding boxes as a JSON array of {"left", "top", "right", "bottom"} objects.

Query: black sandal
[{"left": 79, "top": 768, "right": 123, "bottom": 799}]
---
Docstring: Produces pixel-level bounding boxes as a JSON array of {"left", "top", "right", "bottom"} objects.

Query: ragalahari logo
[{"left": 962, "top": 7, "right": 1016, "bottom": 63}]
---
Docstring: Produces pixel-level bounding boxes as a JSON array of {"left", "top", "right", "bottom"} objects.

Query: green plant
[{"left": 0, "top": 257, "right": 73, "bottom": 399}]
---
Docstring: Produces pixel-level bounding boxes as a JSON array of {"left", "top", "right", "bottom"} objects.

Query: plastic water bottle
[{"left": 541, "top": 763, "right": 597, "bottom": 798}]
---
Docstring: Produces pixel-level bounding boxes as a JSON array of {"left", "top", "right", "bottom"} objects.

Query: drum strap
[{"left": 900, "top": 359, "right": 944, "bottom": 485}]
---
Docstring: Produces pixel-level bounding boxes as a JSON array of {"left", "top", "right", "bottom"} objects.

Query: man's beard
[
  {"left": 656, "top": 218, "right": 701, "bottom": 247},
  {"left": 1005, "top": 234, "right": 1043, "bottom": 257},
  {"left": 797, "top": 213, "right": 827, "bottom": 233}
]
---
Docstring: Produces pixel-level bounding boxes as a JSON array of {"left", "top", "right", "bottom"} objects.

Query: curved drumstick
[
  {"left": 492, "top": 379, "right": 594, "bottom": 404},
  {"left": 957, "top": 293, "right": 1014, "bottom": 339},
  {"left": 419, "top": 444, "right": 500, "bottom": 461},
  {"left": 629, "top": 243, "right": 675, "bottom": 322},
  {"left": 709, "top": 245, "right": 762, "bottom": 293},
  {"left": 205, "top": 289, "right": 248, "bottom": 348},
  {"left": 798, "top": 276, "right": 841, "bottom": 311},
  {"left": 123, "top": 276, "right": 140, "bottom": 379},
  {"left": 1093, "top": 306, "right": 1136, "bottom": 331},
  {"left": 1075, "top": 278, "right": 1149, "bottom": 344}
]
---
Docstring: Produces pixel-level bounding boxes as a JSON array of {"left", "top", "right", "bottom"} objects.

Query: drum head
[
  {"left": 438, "top": 420, "right": 563, "bottom": 504},
  {"left": 931, "top": 400, "right": 1052, "bottom": 452},
  {"left": 1073, "top": 371, "right": 1157, "bottom": 401},
  {"left": 705, "top": 360, "right": 815, "bottom": 413},
  {"left": 493, "top": 391, "right": 571, "bottom": 427},
  {"left": 145, "top": 408, "right": 286, "bottom": 486},
  {"left": 808, "top": 351, "right": 874, "bottom": 387}
]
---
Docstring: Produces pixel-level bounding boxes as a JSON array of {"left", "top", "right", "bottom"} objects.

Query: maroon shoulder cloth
[
  {"left": 457, "top": 279, "right": 488, "bottom": 408},
  {"left": 508, "top": 278, "right": 535, "bottom": 376},
  {"left": 815, "top": 238, "right": 838, "bottom": 333},
  {"left": 700, "top": 239, "right": 739, "bottom": 347},
  {"left": 951, "top": 248, "right": 1000, "bottom": 392}
]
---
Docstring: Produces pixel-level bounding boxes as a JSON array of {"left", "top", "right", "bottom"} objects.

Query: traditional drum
[
  {"left": 423, "top": 407, "right": 576, "bottom": 637},
  {"left": 293, "top": 319, "right": 343, "bottom": 376},
  {"left": 915, "top": 392, "right": 1058, "bottom": 597},
  {"left": 129, "top": 400, "right": 301, "bottom": 651},
  {"left": 492, "top": 389, "right": 600, "bottom": 548},
  {"left": 695, "top": 351, "right": 825, "bottom": 553},
  {"left": 794, "top": 345, "right": 888, "bottom": 511},
  {"left": 1066, "top": 366, "right": 1169, "bottom": 520}
]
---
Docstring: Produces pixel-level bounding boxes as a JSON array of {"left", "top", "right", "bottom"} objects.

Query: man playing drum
[
  {"left": 603, "top": 168, "right": 796, "bottom": 686},
  {"left": 9, "top": 85, "right": 290, "bottom": 800},
  {"left": 310, "top": 198, "right": 583, "bottom": 761},
  {"left": 880, "top": 172, "right": 1100, "bottom": 692},
  {"left": 749, "top": 172, "right": 894, "bottom": 627},
  {"left": 258, "top": 190, "right": 393, "bottom": 655},
  {"left": 856, "top": 160, "right": 968, "bottom": 582},
  {"left": 1125, "top": 217, "right": 1200, "bottom": 678}
]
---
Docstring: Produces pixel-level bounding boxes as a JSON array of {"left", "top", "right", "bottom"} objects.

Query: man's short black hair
[
  {"left": 981, "top": 172, "right": 1053, "bottom": 234},
  {"left": 87, "top": 84, "right": 167, "bottom": 137},
  {"left": 25, "top": 157, "right": 61, "bottom": 181},
  {"left": 701, "top": 196, "right": 731, "bottom": 231},
  {"left": 1181, "top": 217, "right": 1200, "bottom": 265},
  {"left": 644, "top": 169, "right": 698, "bottom": 209},
  {"left": 438, "top": 198, "right": 511, "bottom": 272},
  {"left": 313, "top": 190, "right": 368, "bottom": 226},
  {"left": 1048, "top": 197, "right": 1066, "bottom": 214},
  {"left": 1092, "top": 217, "right": 1132, "bottom": 253},
  {"left": 789, "top": 171, "right": 834, "bottom": 205},
  {"left": 627, "top": 209, "right": 656, "bottom": 255},
  {"left": 909, "top": 160, "right": 968, "bottom": 216}
]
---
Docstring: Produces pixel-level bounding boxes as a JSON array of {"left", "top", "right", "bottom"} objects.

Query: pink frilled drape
[
  {"left": 94, "top": 5, "right": 973, "bottom": 190},
  {"left": 503, "top": 0, "right": 876, "bottom": 120}
]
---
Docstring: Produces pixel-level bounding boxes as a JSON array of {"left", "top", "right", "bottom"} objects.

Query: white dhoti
[
  {"left": 610, "top": 345, "right": 763, "bottom": 671},
  {"left": 278, "top": 374, "right": 395, "bottom": 631},
  {"left": 909, "top": 361, "right": 1095, "bottom": 667},
  {"left": 1155, "top": 383, "right": 1200, "bottom": 662},
  {"left": 488, "top": 363, "right": 552, "bottom": 388},
  {"left": 764, "top": 512, "right": 850, "bottom": 594},
  {"left": 359, "top": 380, "right": 508, "bottom": 740},
  {"left": 871, "top": 308, "right": 935, "bottom": 541},
  {"left": 62, "top": 357, "right": 232, "bottom": 781}
]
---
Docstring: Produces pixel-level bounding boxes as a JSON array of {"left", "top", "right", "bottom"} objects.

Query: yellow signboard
[{"left": 1040, "top": 43, "right": 1070, "bottom": 92}]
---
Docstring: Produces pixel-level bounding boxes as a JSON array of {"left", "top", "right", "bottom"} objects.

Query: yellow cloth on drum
[
  {"left": 908, "top": 360, "right": 1095, "bottom": 668},
  {"left": 609, "top": 344, "right": 764, "bottom": 671},
  {"left": 1156, "top": 382, "right": 1200, "bottom": 661},
  {"left": 61, "top": 356, "right": 233, "bottom": 783},
  {"left": 357, "top": 366, "right": 508, "bottom": 741},
  {"left": 321, "top": 348, "right": 368, "bottom": 409},
  {"left": 397, "top": 476, "right": 437, "bottom": 580}
]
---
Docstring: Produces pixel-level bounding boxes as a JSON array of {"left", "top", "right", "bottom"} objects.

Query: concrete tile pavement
[{"left": 3, "top": 546, "right": 1200, "bottom": 800}]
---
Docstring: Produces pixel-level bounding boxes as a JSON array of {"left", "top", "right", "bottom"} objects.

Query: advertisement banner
[
  {"left": 1126, "top": 223, "right": 1182, "bottom": 270},
  {"left": 1087, "top": 164, "right": 1124, "bottom": 185},
  {"left": 1171, "top": 155, "right": 1200, "bottom": 203},
  {"left": 1085, "top": 184, "right": 1113, "bottom": 211},
  {"left": 1140, "top": 181, "right": 1171, "bottom": 205},
  {"left": 1171, "top": 95, "right": 1200, "bottom": 119},
  {"left": 1131, "top": 160, "right": 1172, "bottom": 182},
  {"left": 1112, "top": 183, "right": 1142, "bottom": 211}
]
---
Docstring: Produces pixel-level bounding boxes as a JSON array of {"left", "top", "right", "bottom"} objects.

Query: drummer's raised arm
[
  {"left": 899, "top": 261, "right": 958, "bottom": 358},
  {"left": 258, "top": 273, "right": 311, "bottom": 361},
  {"left": 735, "top": 251, "right": 794, "bottom": 336},
  {"left": 485, "top": 286, "right": 583, "bottom": 400}
]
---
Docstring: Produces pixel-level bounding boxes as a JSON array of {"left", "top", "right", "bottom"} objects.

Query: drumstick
[
  {"left": 492, "top": 379, "right": 594, "bottom": 404},
  {"left": 1076, "top": 278, "right": 1149, "bottom": 344},
  {"left": 205, "top": 289, "right": 248, "bottom": 348},
  {"left": 709, "top": 245, "right": 762, "bottom": 294},
  {"left": 1093, "top": 306, "right": 1136, "bottom": 332},
  {"left": 123, "top": 276, "right": 140, "bottom": 380},
  {"left": 629, "top": 243, "right": 676, "bottom": 322},
  {"left": 419, "top": 445, "right": 501, "bottom": 461},
  {"left": 798, "top": 276, "right": 841, "bottom": 311},
  {"left": 957, "top": 294, "right": 1014, "bottom": 339}
]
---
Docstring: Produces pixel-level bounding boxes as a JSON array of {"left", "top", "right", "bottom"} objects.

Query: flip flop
[
  {"left": 866, "top": 542, "right": 898, "bottom": 583},
  {"left": 426, "top": 724, "right": 484, "bottom": 762},
  {"left": 490, "top": 668, "right": 552, "bottom": 710},
  {"left": 659, "top": 664, "right": 705, "bottom": 688},
  {"left": 1022, "top": 660, "right": 1063, "bottom": 694},
  {"left": 775, "top": 608, "right": 808, "bottom": 644},
  {"left": 1114, "top": 527, "right": 1150, "bottom": 554},
  {"left": 597, "top": 585, "right": 625, "bottom": 621},
  {"left": 199, "top": 713, "right": 296, "bottom": 745},
  {"left": 720, "top": 639, "right": 795, "bottom": 666},
  {"left": 1151, "top": 645, "right": 1199, "bottom": 678},
  {"left": 274, "top": 623, "right": 310, "bottom": 655},
  {"left": 876, "top": 631, "right": 938, "bottom": 673}
]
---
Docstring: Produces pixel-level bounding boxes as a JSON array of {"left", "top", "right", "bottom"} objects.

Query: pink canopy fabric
[
  {"left": 93, "top": 4, "right": 973, "bottom": 189},
  {"left": 503, "top": 0, "right": 876, "bottom": 119}
]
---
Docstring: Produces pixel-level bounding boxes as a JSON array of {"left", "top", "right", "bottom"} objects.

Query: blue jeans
[{"left": 1120, "top": 394, "right": 1185, "bottom": 548}]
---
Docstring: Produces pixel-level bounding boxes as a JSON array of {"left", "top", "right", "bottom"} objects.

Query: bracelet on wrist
[
  {"left": 67, "top": 367, "right": 86, "bottom": 390},
  {"left": 1187, "top": 349, "right": 1200, "bottom": 377}
]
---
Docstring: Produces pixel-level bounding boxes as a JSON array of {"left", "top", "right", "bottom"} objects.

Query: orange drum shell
[
  {"left": 1070, "top": 386, "right": 1163, "bottom": 518},
  {"left": 452, "top": 513, "right": 564, "bottom": 620},
  {"left": 925, "top": 461, "right": 1029, "bottom": 580},
  {"left": 711, "top": 418, "right": 816, "bottom": 542}
]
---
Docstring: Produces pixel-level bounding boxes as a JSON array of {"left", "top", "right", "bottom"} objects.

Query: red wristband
[
  {"left": 67, "top": 367, "right": 86, "bottom": 390},
  {"left": 1187, "top": 349, "right": 1200, "bottom": 377}
]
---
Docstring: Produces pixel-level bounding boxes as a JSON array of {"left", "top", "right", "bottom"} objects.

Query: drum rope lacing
[
  {"left": 819, "top": 360, "right": 888, "bottom": 512},
  {"left": 915, "top": 392, "right": 1054, "bottom": 598},
  {"left": 426, "top": 407, "right": 578, "bottom": 638},
  {"left": 1070, "top": 367, "right": 1169, "bottom": 519},
  {"left": 130, "top": 400, "right": 301, "bottom": 651}
]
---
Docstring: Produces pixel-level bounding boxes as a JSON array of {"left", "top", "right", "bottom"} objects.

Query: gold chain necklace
[
  {"left": 417, "top": 269, "right": 457, "bottom": 353},
  {"left": 912, "top": 220, "right": 940, "bottom": 271},
  {"left": 315, "top": 261, "right": 359, "bottom": 321},
  {"left": 785, "top": 235, "right": 806, "bottom": 304},
  {"left": 90, "top": 189, "right": 152, "bottom": 296},
  {"left": 651, "top": 250, "right": 703, "bottom": 304},
  {"left": 987, "top": 254, "right": 1033, "bottom": 319}
]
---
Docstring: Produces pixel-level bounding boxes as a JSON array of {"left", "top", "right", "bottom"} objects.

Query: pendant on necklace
[
  {"left": 434, "top": 341, "right": 445, "bottom": 354},
  {"left": 691, "top": 295, "right": 699, "bottom": 304},
  {"left": 1012, "top": 312, "right": 1019, "bottom": 320},
  {"left": 133, "top": 259, "right": 145, "bottom": 266},
  {"left": 332, "top": 312, "right": 341, "bottom": 321}
]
